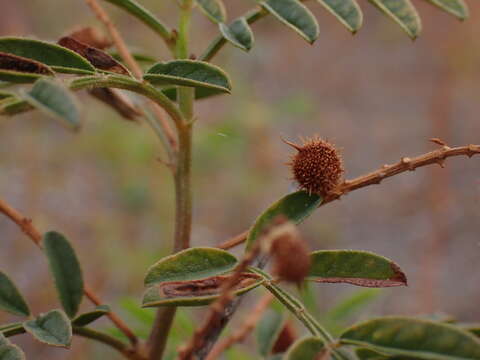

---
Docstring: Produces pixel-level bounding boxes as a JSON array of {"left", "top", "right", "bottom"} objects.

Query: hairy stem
[
  {"left": 147, "top": 1, "right": 194, "bottom": 359},
  {"left": 218, "top": 143, "right": 480, "bottom": 250}
]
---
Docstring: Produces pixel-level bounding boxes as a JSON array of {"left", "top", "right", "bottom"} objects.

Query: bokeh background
[{"left": 0, "top": 0, "right": 479, "bottom": 358}]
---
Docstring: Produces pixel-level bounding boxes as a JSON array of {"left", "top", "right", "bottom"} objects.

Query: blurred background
[{"left": 0, "top": 0, "right": 479, "bottom": 358}]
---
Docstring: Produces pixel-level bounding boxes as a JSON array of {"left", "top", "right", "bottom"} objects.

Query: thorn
[
  {"left": 280, "top": 136, "right": 302, "bottom": 151},
  {"left": 401, "top": 157, "right": 415, "bottom": 171},
  {"left": 467, "top": 144, "right": 477, "bottom": 158},
  {"left": 430, "top": 137, "right": 447, "bottom": 147}
]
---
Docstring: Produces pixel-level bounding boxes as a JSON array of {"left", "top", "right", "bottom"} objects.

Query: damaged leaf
[
  {"left": 0, "top": 37, "right": 95, "bottom": 74},
  {"left": 308, "top": 250, "right": 407, "bottom": 287},
  {"left": 142, "top": 273, "right": 263, "bottom": 307},
  {"left": 0, "top": 52, "right": 54, "bottom": 83},
  {"left": 58, "top": 37, "right": 130, "bottom": 76}
]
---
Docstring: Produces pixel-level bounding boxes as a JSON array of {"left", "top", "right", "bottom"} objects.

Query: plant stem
[{"left": 147, "top": 1, "right": 194, "bottom": 359}]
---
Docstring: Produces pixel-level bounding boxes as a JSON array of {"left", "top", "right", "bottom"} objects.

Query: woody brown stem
[
  {"left": 205, "top": 293, "right": 274, "bottom": 360},
  {"left": 0, "top": 198, "right": 140, "bottom": 348},
  {"left": 217, "top": 143, "right": 480, "bottom": 250}
]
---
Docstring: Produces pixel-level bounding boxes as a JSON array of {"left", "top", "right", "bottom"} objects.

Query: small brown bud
[
  {"left": 269, "top": 218, "right": 311, "bottom": 284},
  {"left": 272, "top": 321, "right": 297, "bottom": 354},
  {"left": 284, "top": 136, "right": 344, "bottom": 196}
]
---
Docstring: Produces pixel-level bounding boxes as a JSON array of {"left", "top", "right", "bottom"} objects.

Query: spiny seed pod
[{"left": 284, "top": 136, "right": 344, "bottom": 196}]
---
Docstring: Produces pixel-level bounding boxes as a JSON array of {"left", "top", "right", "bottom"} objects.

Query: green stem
[
  {"left": 199, "top": 8, "right": 267, "bottom": 61},
  {"left": 147, "top": 2, "right": 195, "bottom": 359}
]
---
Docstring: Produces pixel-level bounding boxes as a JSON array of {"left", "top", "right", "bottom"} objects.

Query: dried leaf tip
[{"left": 285, "top": 136, "right": 344, "bottom": 196}]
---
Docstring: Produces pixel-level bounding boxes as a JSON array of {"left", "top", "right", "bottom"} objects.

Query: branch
[
  {"left": 205, "top": 293, "right": 274, "bottom": 360},
  {"left": 178, "top": 238, "right": 263, "bottom": 360},
  {"left": 84, "top": 0, "right": 178, "bottom": 152},
  {"left": 217, "top": 143, "right": 480, "bottom": 250},
  {"left": 0, "top": 198, "right": 139, "bottom": 348}
]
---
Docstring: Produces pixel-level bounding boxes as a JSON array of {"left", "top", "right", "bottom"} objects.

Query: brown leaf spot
[
  {"left": 58, "top": 36, "right": 129, "bottom": 75},
  {"left": 0, "top": 52, "right": 53, "bottom": 75},
  {"left": 89, "top": 88, "right": 141, "bottom": 121},
  {"left": 159, "top": 273, "right": 261, "bottom": 298}
]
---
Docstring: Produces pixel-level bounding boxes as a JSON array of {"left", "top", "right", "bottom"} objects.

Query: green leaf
[
  {"left": 261, "top": 0, "right": 319, "bottom": 44},
  {"left": 340, "top": 316, "right": 480, "bottom": 360},
  {"left": 23, "top": 309, "right": 72, "bottom": 348},
  {"left": 219, "top": 18, "right": 254, "bottom": 51},
  {"left": 308, "top": 250, "right": 407, "bottom": 287},
  {"left": 144, "top": 247, "right": 238, "bottom": 286},
  {"left": 43, "top": 232, "right": 84, "bottom": 318},
  {"left": 0, "top": 98, "right": 32, "bottom": 117},
  {"left": 246, "top": 191, "right": 322, "bottom": 251},
  {"left": 285, "top": 336, "right": 325, "bottom": 360},
  {"left": 23, "top": 79, "right": 81, "bottom": 131},
  {"left": 142, "top": 273, "right": 264, "bottom": 307},
  {"left": 0, "top": 37, "right": 95, "bottom": 74},
  {"left": 0, "top": 345, "right": 25, "bottom": 360},
  {"left": 0, "top": 272, "right": 30, "bottom": 317},
  {"left": 72, "top": 305, "right": 110, "bottom": 327},
  {"left": 423, "top": 0, "right": 468, "bottom": 20},
  {"left": 144, "top": 60, "right": 232, "bottom": 93},
  {"left": 316, "top": 0, "right": 363, "bottom": 33},
  {"left": 196, "top": 0, "right": 227, "bottom": 23},
  {"left": 102, "top": 0, "right": 173, "bottom": 41},
  {"left": 257, "top": 310, "right": 284, "bottom": 356},
  {"left": 325, "top": 289, "right": 381, "bottom": 323},
  {"left": 368, "top": 0, "right": 421, "bottom": 39}
]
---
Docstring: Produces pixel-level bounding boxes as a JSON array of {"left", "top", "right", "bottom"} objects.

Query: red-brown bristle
[{"left": 285, "top": 136, "right": 344, "bottom": 196}]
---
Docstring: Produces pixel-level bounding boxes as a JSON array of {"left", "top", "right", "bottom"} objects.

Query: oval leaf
[
  {"left": 142, "top": 273, "right": 263, "bottom": 307},
  {"left": 257, "top": 310, "right": 284, "bottom": 356},
  {"left": 369, "top": 0, "right": 421, "bottom": 39},
  {"left": 102, "top": 0, "right": 173, "bottom": 42},
  {"left": 340, "top": 316, "right": 480, "bottom": 359},
  {"left": 423, "top": 0, "right": 468, "bottom": 20},
  {"left": 43, "top": 232, "right": 84, "bottom": 318},
  {"left": 196, "top": 0, "right": 227, "bottom": 23},
  {"left": 144, "top": 60, "right": 232, "bottom": 93},
  {"left": 308, "top": 250, "right": 407, "bottom": 288},
  {"left": 0, "top": 37, "right": 95, "bottom": 74},
  {"left": 219, "top": 18, "right": 254, "bottom": 51},
  {"left": 261, "top": 0, "right": 319, "bottom": 44},
  {"left": 23, "top": 309, "right": 72, "bottom": 348},
  {"left": 286, "top": 336, "right": 325, "bottom": 360},
  {"left": 0, "top": 344, "right": 25, "bottom": 360},
  {"left": 0, "top": 272, "right": 30, "bottom": 317},
  {"left": 23, "top": 79, "right": 81, "bottom": 131},
  {"left": 246, "top": 191, "right": 322, "bottom": 251},
  {"left": 316, "top": 0, "right": 363, "bottom": 33},
  {"left": 72, "top": 305, "right": 111, "bottom": 327},
  {"left": 144, "top": 247, "right": 238, "bottom": 286}
]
